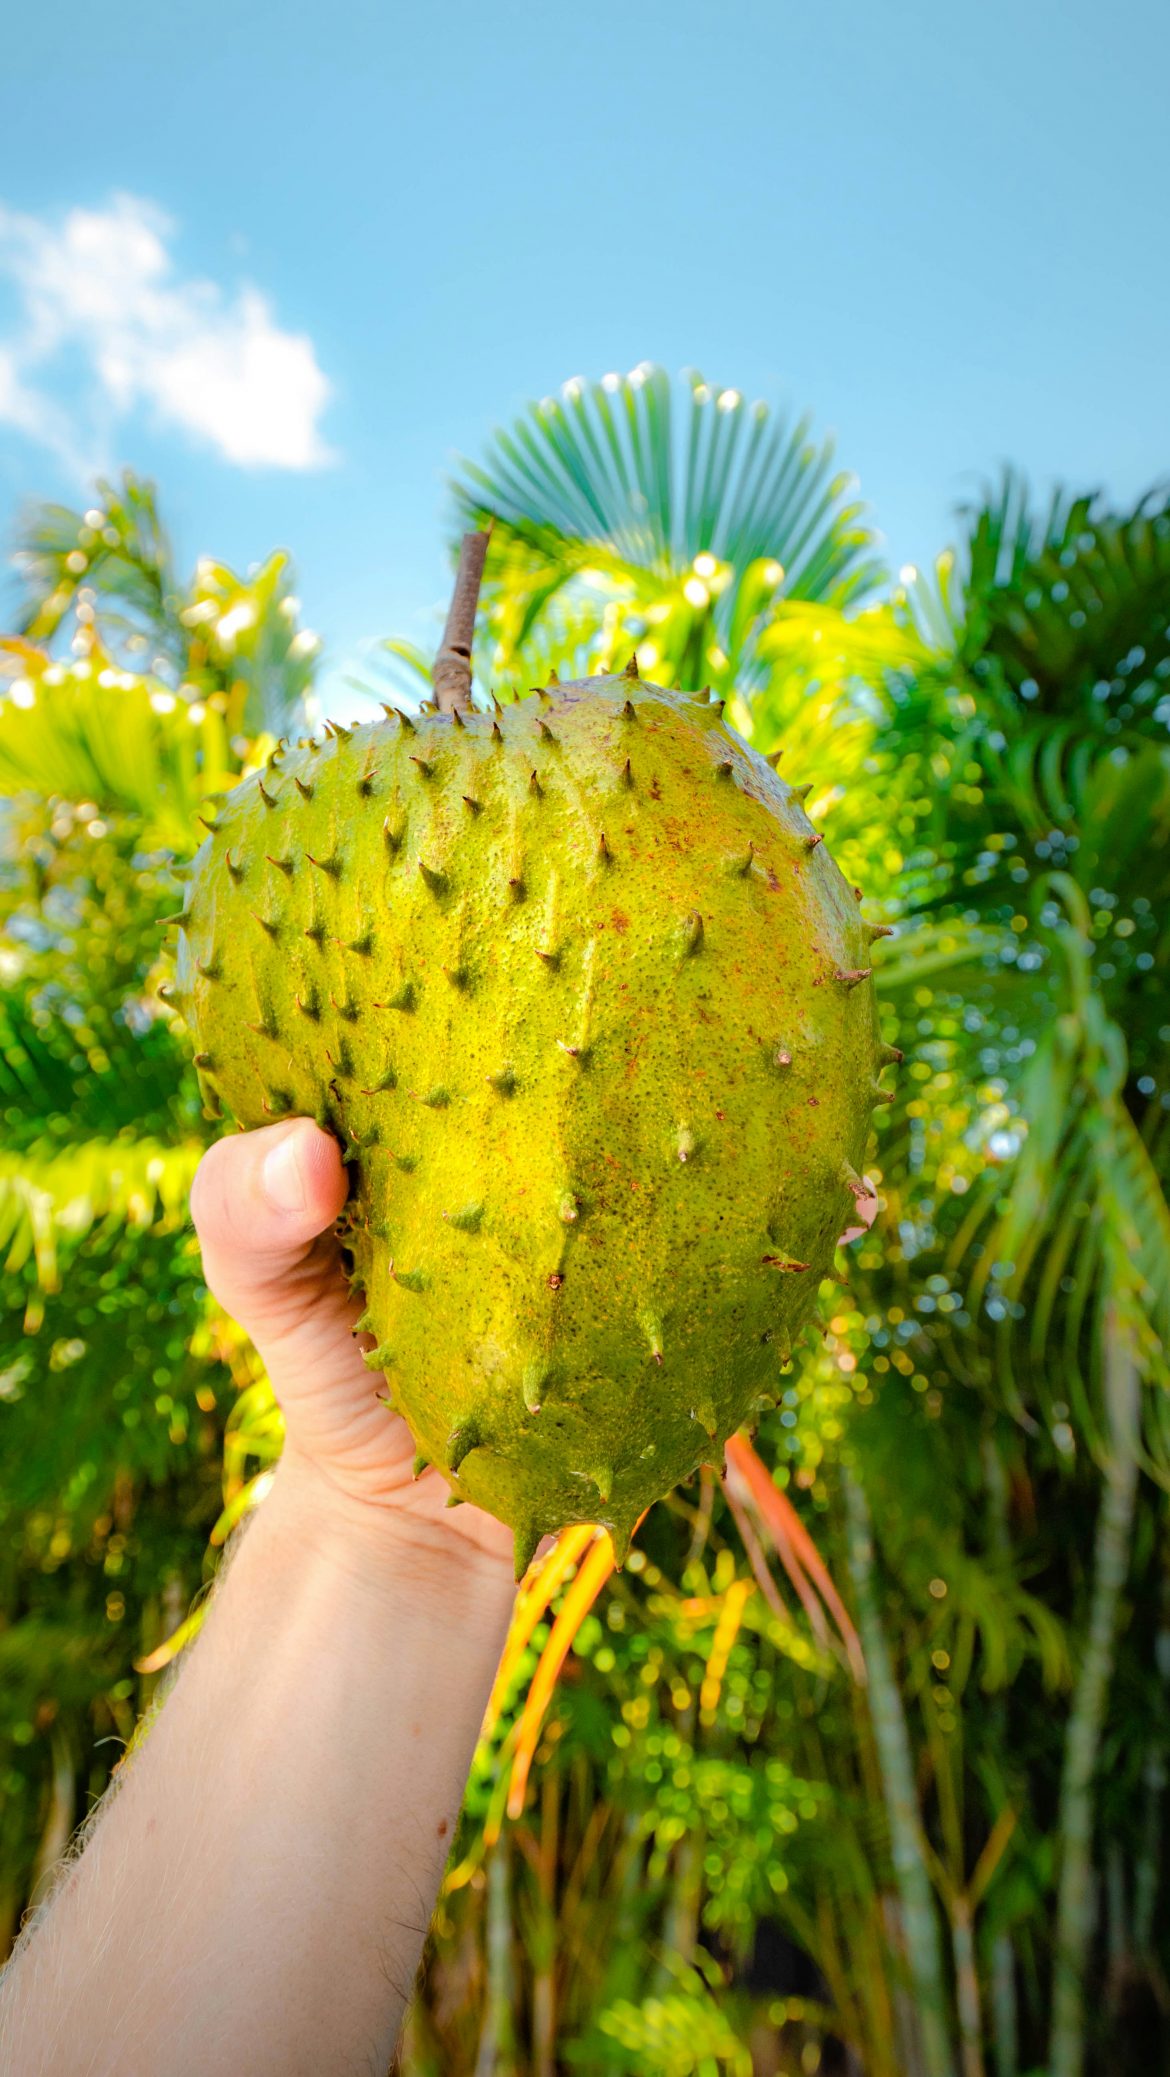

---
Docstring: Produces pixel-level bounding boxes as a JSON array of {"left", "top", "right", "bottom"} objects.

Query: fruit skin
[{"left": 172, "top": 673, "right": 888, "bottom": 1577}]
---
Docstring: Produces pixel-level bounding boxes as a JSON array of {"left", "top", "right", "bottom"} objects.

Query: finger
[{"left": 190, "top": 1117, "right": 352, "bottom": 1350}]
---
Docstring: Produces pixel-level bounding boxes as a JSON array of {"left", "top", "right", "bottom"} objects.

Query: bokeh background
[{"left": 2, "top": 4, "right": 1169, "bottom": 2072}]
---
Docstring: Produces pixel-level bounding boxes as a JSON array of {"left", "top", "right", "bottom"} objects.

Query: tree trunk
[
  {"left": 653, "top": 1830, "right": 703, "bottom": 1991},
  {"left": 881, "top": 1894, "right": 929, "bottom": 2077},
  {"left": 989, "top": 1936, "right": 1018, "bottom": 2077},
  {"left": 532, "top": 1775, "right": 557, "bottom": 2077},
  {"left": 842, "top": 1466, "right": 955, "bottom": 2077},
  {"left": 1133, "top": 1748, "right": 1165, "bottom": 1958},
  {"left": 982, "top": 1431, "right": 1019, "bottom": 2077},
  {"left": 474, "top": 1836, "right": 518, "bottom": 2077},
  {"left": 1132, "top": 1548, "right": 1170, "bottom": 1959},
  {"left": 951, "top": 1895, "right": 986, "bottom": 2077},
  {"left": 1048, "top": 1311, "right": 1141, "bottom": 2077}
]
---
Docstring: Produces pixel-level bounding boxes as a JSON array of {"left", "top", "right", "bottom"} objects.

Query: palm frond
[
  {"left": 504, "top": 1531, "right": 617, "bottom": 1824},
  {"left": 482, "top": 1526, "right": 600, "bottom": 1745},
  {"left": 457, "top": 366, "right": 883, "bottom": 599},
  {"left": 868, "top": 919, "right": 1006, "bottom": 996},
  {"left": 958, "top": 468, "right": 1170, "bottom": 722},
  {"left": 0, "top": 988, "right": 89, "bottom": 1126},
  {"left": 1104, "top": 1098, "right": 1170, "bottom": 1355},
  {"left": 0, "top": 645, "right": 238, "bottom": 852},
  {"left": 894, "top": 548, "right": 967, "bottom": 654},
  {"left": 724, "top": 1434, "right": 864, "bottom": 1680},
  {"left": 12, "top": 471, "right": 181, "bottom": 666},
  {"left": 0, "top": 1136, "right": 202, "bottom": 1295},
  {"left": 7, "top": 472, "right": 319, "bottom": 737},
  {"left": 0, "top": 981, "right": 183, "bottom": 1152},
  {"left": 179, "top": 551, "right": 319, "bottom": 735}
]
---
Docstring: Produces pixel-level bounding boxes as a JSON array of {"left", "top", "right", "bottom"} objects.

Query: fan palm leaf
[
  {"left": 448, "top": 366, "right": 902, "bottom": 731},
  {"left": 457, "top": 366, "right": 882, "bottom": 596}
]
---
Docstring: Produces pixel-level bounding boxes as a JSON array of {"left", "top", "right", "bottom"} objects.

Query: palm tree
[
  {"left": 419, "top": 376, "right": 1170, "bottom": 2073},
  {"left": 8, "top": 470, "right": 320, "bottom": 736},
  {"left": 377, "top": 364, "right": 920, "bottom": 798},
  {"left": 867, "top": 471, "right": 1170, "bottom": 2074},
  {"left": 4, "top": 405, "right": 1169, "bottom": 2074}
]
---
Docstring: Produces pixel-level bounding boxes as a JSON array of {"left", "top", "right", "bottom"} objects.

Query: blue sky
[{"left": 2, "top": 0, "right": 1167, "bottom": 714}]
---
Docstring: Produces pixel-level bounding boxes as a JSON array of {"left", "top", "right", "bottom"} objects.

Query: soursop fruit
[{"left": 170, "top": 666, "right": 894, "bottom": 1575}]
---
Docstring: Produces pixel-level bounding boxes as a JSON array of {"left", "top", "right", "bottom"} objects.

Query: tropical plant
[
  {"left": 9, "top": 472, "right": 320, "bottom": 735},
  {"left": 2, "top": 402, "right": 1168, "bottom": 2077},
  {"left": 861, "top": 472, "right": 1170, "bottom": 2074},
  {"left": 391, "top": 379, "right": 1170, "bottom": 2075},
  {"left": 0, "top": 472, "right": 318, "bottom": 1950},
  {"left": 376, "top": 364, "right": 922, "bottom": 802}
]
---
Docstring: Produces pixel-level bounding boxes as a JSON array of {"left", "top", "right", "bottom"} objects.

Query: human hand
[
  {"left": 3, "top": 1115, "right": 516, "bottom": 2077},
  {"left": 190, "top": 1115, "right": 515, "bottom": 1576}
]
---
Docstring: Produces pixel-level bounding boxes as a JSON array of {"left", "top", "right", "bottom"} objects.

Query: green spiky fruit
[{"left": 172, "top": 673, "right": 890, "bottom": 1576}]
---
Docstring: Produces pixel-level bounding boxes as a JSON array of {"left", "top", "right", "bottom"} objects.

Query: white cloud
[
  {"left": 0, "top": 194, "right": 334, "bottom": 472},
  {"left": 0, "top": 343, "right": 82, "bottom": 470}
]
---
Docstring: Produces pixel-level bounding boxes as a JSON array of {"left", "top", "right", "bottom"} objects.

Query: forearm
[{"left": 0, "top": 1458, "right": 515, "bottom": 2077}]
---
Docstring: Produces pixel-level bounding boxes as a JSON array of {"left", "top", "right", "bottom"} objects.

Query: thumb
[{"left": 190, "top": 1117, "right": 354, "bottom": 1361}]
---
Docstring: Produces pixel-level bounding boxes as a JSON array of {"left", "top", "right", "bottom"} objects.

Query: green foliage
[
  {"left": 3, "top": 413, "right": 1170, "bottom": 2074},
  {"left": 8, "top": 470, "right": 320, "bottom": 735},
  {"left": 0, "top": 650, "right": 236, "bottom": 851},
  {"left": 13, "top": 475, "right": 182, "bottom": 664},
  {"left": 0, "top": 482, "right": 296, "bottom": 1946},
  {"left": 454, "top": 365, "right": 877, "bottom": 586},
  {"left": 582, "top": 1959, "right": 754, "bottom": 2077},
  {"left": 443, "top": 366, "right": 902, "bottom": 715}
]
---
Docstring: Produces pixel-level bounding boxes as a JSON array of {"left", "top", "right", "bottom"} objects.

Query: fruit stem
[{"left": 433, "top": 527, "right": 492, "bottom": 713}]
